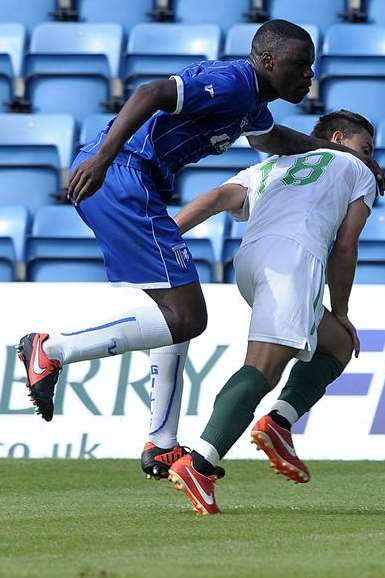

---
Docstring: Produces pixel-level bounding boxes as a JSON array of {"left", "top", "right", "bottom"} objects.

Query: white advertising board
[{"left": 0, "top": 283, "right": 384, "bottom": 460}]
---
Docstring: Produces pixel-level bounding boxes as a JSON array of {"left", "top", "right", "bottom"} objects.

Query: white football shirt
[{"left": 227, "top": 148, "right": 376, "bottom": 265}]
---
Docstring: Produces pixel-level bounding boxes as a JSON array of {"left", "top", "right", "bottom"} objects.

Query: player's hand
[
  {"left": 365, "top": 158, "right": 384, "bottom": 196},
  {"left": 68, "top": 155, "right": 109, "bottom": 205},
  {"left": 334, "top": 313, "right": 360, "bottom": 358}
]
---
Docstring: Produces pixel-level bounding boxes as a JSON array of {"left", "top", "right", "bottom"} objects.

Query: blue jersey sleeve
[
  {"left": 171, "top": 62, "right": 257, "bottom": 116},
  {"left": 242, "top": 103, "right": 274, "bottom": 136}
]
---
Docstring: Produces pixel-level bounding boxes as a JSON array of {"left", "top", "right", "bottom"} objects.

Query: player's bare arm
[
  {"left": 175, "top": 184, "right": 247, "bottom": 235},
  {"left": 68, "top": 79, "right": 178, "bottom": 204},
  {"left": 248, "top": 125, "right": 385, "bottom": 193},
  {"left": 327, "top": 198, "right": 371, "bottom": 357}
]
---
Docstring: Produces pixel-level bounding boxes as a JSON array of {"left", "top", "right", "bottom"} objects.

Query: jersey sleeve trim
[
  {"left": 243, "top": 122, "right": 274, "bottom": 136},
  {"left": 170, "top": 75, "right": 184, "bottom": 114}
]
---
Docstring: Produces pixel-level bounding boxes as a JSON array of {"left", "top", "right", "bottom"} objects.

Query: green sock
[
  {"left": 201, "top": 365, "right": 271, "bottom": 458},
  {"left": 277, "top": 352, "right": 344, "bottom": 419}
]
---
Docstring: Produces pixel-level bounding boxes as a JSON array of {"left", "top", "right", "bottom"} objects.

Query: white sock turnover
[
  {"left": 270, "top": 399, "right": 299, "bottom": 426},
  {"left": 193, "top": 438, "right": 220, "bottom": 468}
]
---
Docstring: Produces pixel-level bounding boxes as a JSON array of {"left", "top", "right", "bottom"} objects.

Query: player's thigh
[
  {"left": 145, "top": 281, "right": 207, "bottom": 341},
  {"left": 316, "top": 308, "right": 353, "bottom": 366},
  {"left": 245, "top": 341, "right": 299, "bottom": 388}
]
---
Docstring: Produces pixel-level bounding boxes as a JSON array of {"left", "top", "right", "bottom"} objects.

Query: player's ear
[
  {"left": 330, "top": 130, "right": 344, "bottom": 145},
  {"left": 261, "top": 51, "right": 274, "bottom": 72}
]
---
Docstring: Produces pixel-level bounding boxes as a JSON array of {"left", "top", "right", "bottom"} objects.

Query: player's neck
[{"left": 249, "top": 60, "right": 280, "bottom": 103}]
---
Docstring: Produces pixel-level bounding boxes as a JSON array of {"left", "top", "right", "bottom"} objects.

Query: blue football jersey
[{"left": 82, "top": 59, "right": 274, "bottom": 198}]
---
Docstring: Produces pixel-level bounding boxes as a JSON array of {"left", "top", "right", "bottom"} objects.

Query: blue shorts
[{"left": 73, "top": 151, "right": 199, "bottom": 288}]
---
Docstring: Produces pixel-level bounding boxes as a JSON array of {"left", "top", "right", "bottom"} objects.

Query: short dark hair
[
  {"left": 312, "top": 110, "right": 374, "bottom": 140},
  {"left": 251, "top": 19, "right": 313, "bottom": 55}
]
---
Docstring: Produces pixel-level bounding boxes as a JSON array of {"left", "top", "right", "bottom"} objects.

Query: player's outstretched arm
[
  {"left": 248, "top": 125, "right": 385, "bottom": 194},
  {"left": 327, "top": 198, "right": 370, "bottom": 357},
  {"left": 68, "top": 79, "right": 178, "bottom": 205},
  {"left": 174, "top": 184, "right": 247, "bottom": 235}
]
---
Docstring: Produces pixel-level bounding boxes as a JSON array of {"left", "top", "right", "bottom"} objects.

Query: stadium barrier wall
[{"left": 0, "top": 283, "right": 384, "bottom": 460}]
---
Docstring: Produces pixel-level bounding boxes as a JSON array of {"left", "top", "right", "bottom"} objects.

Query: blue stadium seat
[
  {"left": 230, "top": 220, "right": 247, "bottom": 239},
  {"left": 79, "top": 0, "right": 152, "bottom": 32},
  {"left": 32, "top": 205, "right": 94, "bottom": 238},
  {"left": 359, "top": 209, "right": 385, "bottom": 261},
  {"left": 222, "top": 220, "right": 247, "bottom": 283},
  {"left": 0, "top": 24, "right": 26, "bottom": 111},
  {"left": 375, "top": 118, "right": 385, "bottom": 168},
  {"left": 369, "top": 0, "right": 385, "bottom": 24},
  {"left": 28, "top": 258, "right": 106, "bottom": 282},
  {"left": 0, "top": 0, "right": 52, "bottom": 34},
  {"left": 176, "top": 166, "right": 236, "bottom": 206},
  {"left": 80, "top": 114, "right": 115, "bottom": 146},
  {"left": 323, "top": 25, "right": 385, "bottom": 77},
  {"left": 269, "top": 0, "right": 344, "bottom": 34},
  {"left": 321, "top": 79, "right": 384, "bottom": 126},
  {"left": 26, "top": 23, "right": 124, "bottom": 125},
  {"left": 321, "top": 24, "right": 385, "bottom": 125},
  {"left": 355, "top": 208, "right": 385, "bottom": 283},
  {"left": 0, "top": 206, "right": 29, "bottom": 261},
  {"left": 185, "top": 238, "right": 215, "bottom": 282},
  {"left": 125, "top": 24, "right": 220, "bottom": 88},
  {"left": 354, "top": 262, "right": 385, "bottom": 284},
  {"left": 176, "top": 0, "right": 249, "bottom": 31},
  {"left": 222, "top": 238, "right": 241, "bottom": 283},
  {"left": 0, "top": 237, "right": 15, "bottom": 281},
  {"left": 0, "top": 114, "right": 75, "bottom": 215},
  {"left": 27, "top": 206, "right": 106, "bottom": 282},
  {"left": 268, "top": 99, "right": 302, "bottom": 125},
  {"left": 281, "top": 115, "right": 319, "bottom": 135},
  {"left": 185, "top": 212, "right": 229, "bottom": 264}
]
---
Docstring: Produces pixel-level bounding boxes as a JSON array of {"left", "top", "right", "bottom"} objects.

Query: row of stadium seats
[
  {"left": 2, "top": 112, "right": 385, "bottom": 218},
  {"left": 1, "top": 204, "right": 384, "bottom": 283},
  {"left": 0, "top": 0, "right": 377, "bottom": 35},
  {"left": 3, "top": 20, "right": 385, "bottom": 123}
]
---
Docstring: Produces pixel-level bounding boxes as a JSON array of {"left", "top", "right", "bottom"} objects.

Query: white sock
[
  {"left": 148, "top": 341, "right": 189, "bottom": 449},
  {"left": 44, "top": 305, "right": 173, "bottom": 365},
  {"left": 270, "top": 400, "right": 299, "bottom": 425},
  {"left": 194, "top": 438, "right": 220, "bottom": 467}
]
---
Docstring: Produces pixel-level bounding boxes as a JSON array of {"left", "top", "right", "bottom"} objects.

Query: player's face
[
  {"left": 341, "top": 129, "right": 374, "bottom": 161},
  {"left": 270, "top": 40, "right": 315, "bottom": 103}
]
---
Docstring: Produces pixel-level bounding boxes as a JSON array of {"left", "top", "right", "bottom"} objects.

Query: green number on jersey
[
  {"left": 282, "top": 152, "right": 335, "bottom": 187},
  {"left": 257, "top": 159, "right": 277, "bottom": 195}
]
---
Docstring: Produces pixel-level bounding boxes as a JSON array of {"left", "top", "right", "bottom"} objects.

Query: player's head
[
  {"left": 312, "top": 110, "right": 374, "bottom": 160},
  {"left": 250, "top": 19, "right": 314, "bottom": 103}
]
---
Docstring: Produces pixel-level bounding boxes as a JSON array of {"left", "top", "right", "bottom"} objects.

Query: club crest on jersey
[
  {"left": 204, "top": 83, "right": 215, "bottom": 98},
  {"left": 210, "top": 133, "right": 231, "bottom": 153},
  {"left": 172, "top": 243, "right": 190, "bottom": 270}
]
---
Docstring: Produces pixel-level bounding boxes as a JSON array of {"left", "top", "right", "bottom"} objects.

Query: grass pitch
[{"left": 1, "top": 460, "right": 385, "bottom": 578}]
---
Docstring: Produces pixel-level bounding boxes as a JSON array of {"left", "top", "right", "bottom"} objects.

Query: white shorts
[{"left": 234, "top": 236, "right": 325, "bottom": 362}]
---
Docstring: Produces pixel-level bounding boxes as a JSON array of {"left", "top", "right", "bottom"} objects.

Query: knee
[
  {"left": 335, "top": 333, "right": 354, "bottom": 367},
  {"left": 160, "top": 303, "right": 208, "bottom": 343}
]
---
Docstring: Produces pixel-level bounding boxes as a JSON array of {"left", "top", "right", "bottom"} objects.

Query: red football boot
[
  {"left": 17, "top": 333, "right": 61, "bottom": 421},
  {"left": 251, "top": 415, "right": 310, "bottom": 483},
  {"left": 169, "top": 454, "right": 221, "bottom": 515}
]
